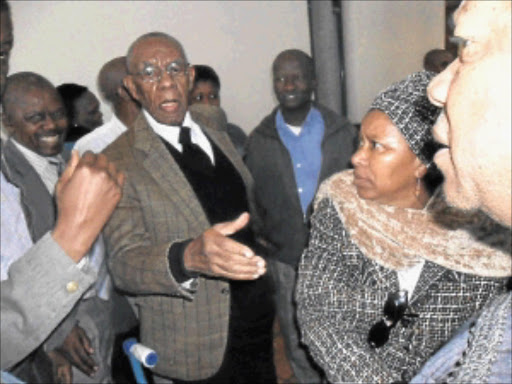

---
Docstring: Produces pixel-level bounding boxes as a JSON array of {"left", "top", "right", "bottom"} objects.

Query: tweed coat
[
  {"left": 102, "top": 104, "right": 259, "bottom": 380},
  {"left": 296, "top": 193, "right": 507, "bottom": 384}
]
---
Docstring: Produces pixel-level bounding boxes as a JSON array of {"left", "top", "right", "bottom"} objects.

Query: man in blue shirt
[{"left": 245, "top": 49, "right": 357, "bottom": 383}]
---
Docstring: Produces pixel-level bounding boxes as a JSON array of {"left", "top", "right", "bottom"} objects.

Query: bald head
[
  {"left": 126, "top": 32, "right": 187, "bottom": 74},
  {"left": 98, "top": 56, "right": 141, "bottom": 125},
  {"left": 98, "top": 56, "right": 129, "bottom": 104},
  {"left": 272, "top": 49, "right": 315, "bottom": 79}
]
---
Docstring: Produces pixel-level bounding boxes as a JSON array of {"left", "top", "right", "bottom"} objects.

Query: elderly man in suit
[{"left": 103, "top": 32, "right": 276, "bottom": 383}]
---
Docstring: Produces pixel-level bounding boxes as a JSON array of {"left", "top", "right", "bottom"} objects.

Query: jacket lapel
[
  {"left": 131, "top": 114, "right": 210, "bottom": 228},
  {"left": 410, "top": 261, "right": 450, "bottom": 303},
  {"left": 190, "top": 105, "right": 261, "bottom": 229},
  {"left": 128, "top": 106, "right": 258, "bottom": 231},
  {"left": 1, "top": 140, "right": 56, "bottom": 242}
]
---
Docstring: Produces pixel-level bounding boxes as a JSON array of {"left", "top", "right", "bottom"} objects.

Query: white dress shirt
[
  {"left": 397, "top": 259, "right": 425, "bottom": 298},
  {"left": 12, "top": 140, "right": 63, "bottom": 195},
  {"left": 74, "top": 114, "right": 128, "bottom": 155},
  {"left": 144, "top": 110, "right": 215, "bottom": 165}
]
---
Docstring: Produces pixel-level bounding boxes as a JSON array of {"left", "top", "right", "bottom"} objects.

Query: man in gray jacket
[
  {"left": 245, "top": 49, "right": 357, "bottom": 383},
  {"left": 1, "top": 72, "right": 124, "bottom": 382}
]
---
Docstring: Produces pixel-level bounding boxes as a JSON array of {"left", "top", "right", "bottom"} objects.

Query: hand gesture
[
  {"left": 183, "top": 212, "right": 266, "bottom": 280},
  {"left": 56, "top": 324, "right": 98, "bottom": 378},
  {"left": 52, "top": 151, "right": 125, "bottom": 262}
]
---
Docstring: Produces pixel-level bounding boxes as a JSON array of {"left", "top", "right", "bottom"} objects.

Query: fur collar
[{"left": 316, "top": 170, "right": 511, "bottom": 277}]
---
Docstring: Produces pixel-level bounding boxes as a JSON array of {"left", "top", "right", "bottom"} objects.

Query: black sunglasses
[{"left": 368, "top": 290, "right": 418, "bottom": 349}]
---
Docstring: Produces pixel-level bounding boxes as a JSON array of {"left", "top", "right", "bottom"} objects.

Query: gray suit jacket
[
  {"left": 0, "top": 140, "right": 97, "bottom": 370},
  {"left": 103, "top": 104, "right": 258, "bottom": 380}
]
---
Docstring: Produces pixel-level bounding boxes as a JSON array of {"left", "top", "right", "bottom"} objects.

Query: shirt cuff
[
  {"left": 76, "top": 255, "right": 89, "bottom": 270},
  {"left": 168, "top": 239, "right": 199, "bottom": 285}
]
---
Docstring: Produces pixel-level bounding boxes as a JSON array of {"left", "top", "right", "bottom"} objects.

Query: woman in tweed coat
[{"left": 295, "top": 72, "right": 511, "bottom": 384}]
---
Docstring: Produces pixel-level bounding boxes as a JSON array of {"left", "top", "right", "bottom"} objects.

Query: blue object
[
  {"left": 275, "top": 107, "right": 325, "bottom": 215},
  {"left": 123, "top": 337, "right": 158, "bottom": 384},
  {"left": 1, "top": 371, "right": 25, "bottom": 384}
]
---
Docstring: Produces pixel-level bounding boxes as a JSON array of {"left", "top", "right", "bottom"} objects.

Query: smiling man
[
  {"left": 245, "top": 49, "right": 356, "bottom": 383},
  {"left": 4, "top": 77, "right": 67, "bottom": 156},
  {"left": 102, "top": 32, "right": 276, "bottom": 383},
  {"left": 1, "top": 71, "right": 125, "bottom": 382}
]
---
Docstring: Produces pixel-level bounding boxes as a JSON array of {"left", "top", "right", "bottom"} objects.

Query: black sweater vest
[
  {"left": 161, "top": 136, "right": 253, "bottom": 245},
  {"left": 161, "top": 135, "right": 274, "bottom": 320},
  {"left": 160, "top": 134, "right": 275, "bottom": 382}
]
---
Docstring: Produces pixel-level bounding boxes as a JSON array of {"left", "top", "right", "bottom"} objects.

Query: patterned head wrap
[{"left": 370, "top": 71, "right": 441, "bottom": 165}]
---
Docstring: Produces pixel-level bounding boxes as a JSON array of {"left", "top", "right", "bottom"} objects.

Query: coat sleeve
[
  {"left": 103, "top": 170, "right": 194, "bottom": 300},
  {"left": 0, "top": 233, "right": 97, "bottom": 370},
  {"left": 295, "top": 198, "right": 397, "bottom": 384}
]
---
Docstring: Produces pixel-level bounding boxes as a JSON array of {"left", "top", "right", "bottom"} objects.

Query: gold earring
[{"left": 415, "top": 178, "right": 421, "bottom": 198}]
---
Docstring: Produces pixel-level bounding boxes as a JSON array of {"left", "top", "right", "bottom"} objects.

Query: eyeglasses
[
  {"left": 134, "top": 61, "right": 189, "bottom": 83},
  {"left": 367, "top": 290, "right": 418, "bottom": 349}
]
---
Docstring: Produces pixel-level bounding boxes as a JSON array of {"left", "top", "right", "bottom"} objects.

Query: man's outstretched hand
[{"left": 183, "top": 212, "right": 267, "bottom": 280}]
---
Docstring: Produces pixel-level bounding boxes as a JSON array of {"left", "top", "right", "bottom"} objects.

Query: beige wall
[
  {"left": 342, "top": 0, "right": 445, "bottom": 123},
  {"left": 9, "top": 1, "right": 446, "bottom": 131},
  {"left": 9, "top": 1, "right": 310, "bottom": 132}
]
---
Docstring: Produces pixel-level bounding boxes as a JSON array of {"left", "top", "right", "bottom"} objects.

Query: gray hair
[{"left": 126, "top": 32, "right": 187, "bottom": 73}]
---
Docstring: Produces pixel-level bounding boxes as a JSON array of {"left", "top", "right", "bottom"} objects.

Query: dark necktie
[{"left": 179, "top": 126, "right": 213, "bottom": 172}]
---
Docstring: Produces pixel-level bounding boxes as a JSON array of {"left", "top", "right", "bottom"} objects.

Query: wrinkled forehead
[{"left": 129, "top": 37, "right": 185, "bottom": 70}]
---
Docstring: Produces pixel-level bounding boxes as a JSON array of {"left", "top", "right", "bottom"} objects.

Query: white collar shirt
[
  {"left": 143, "top": 110, "right": 215, "bottom": 165},
  {"left": 12, "top": 139, "right": 63, "bottom": 194},
  {"left": 396, "top": 259, "right": 425, "bottom": 298},
  {"left": 7, "top": 139, "right": 105, "bottom": 280}
]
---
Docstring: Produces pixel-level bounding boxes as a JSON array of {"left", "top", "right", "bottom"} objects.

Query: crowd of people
[{"left": 1, "top": 0, "right": 510, "bottom": 384}]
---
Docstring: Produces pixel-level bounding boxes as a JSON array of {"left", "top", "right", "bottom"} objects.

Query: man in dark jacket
[{"left": 245, "top": 49, "right": 357, "bottom": 383}]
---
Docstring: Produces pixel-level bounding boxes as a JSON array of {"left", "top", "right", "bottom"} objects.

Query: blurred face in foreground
[
  {"left": 428, "top": 0, "right": 512, "bottom": 226},
  {"left": 0, "top": 8, "right": 13, "bottom": 99},
  {"left": 351, "top": 110, "right": 427, "bottom": 209}
]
